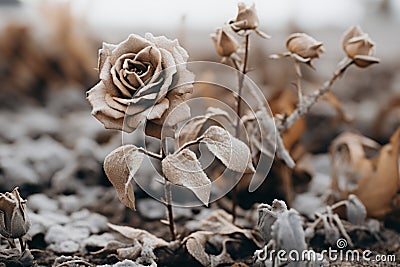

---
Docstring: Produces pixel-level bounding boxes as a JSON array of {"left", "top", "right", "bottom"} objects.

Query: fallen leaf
[
  {"left": 104, "top": 145, "right": 144, "bottom": 210},
  {"left": 162, "top": 149, "right": 211, "bottom": 205},
  {"left": 108, "top": 223, "right": 169, "bottom": 248},
  {"left": 331, "top": 128, "right": 400, "bottom": 217},
  {"left": 183, "top": 231, "right": 213, "bottom": 266}
]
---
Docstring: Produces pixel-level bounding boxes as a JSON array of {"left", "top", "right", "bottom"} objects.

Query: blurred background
[{"left": 0, "top": 0, "right": 399, "bottom": 214}]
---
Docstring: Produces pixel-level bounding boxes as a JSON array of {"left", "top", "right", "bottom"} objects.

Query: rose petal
[
  {"left": 125, "top": 112, "right": 147, "bottom": 129},
  {"left": 86, "top": 82, "right": 132, "bottom": 131},
  {"left": 87, "top": 82, "right": 125, "bottom": 119},
  {"left": 110, "top": 34, "right": 151, "bottom": 65},
  {"left": 99, "top": 56, "right": 121, "bottom": 97},
  {"left": 105, "top": 94, "right": 128, "bottom": 113},
  {"left": 98, "top": 42, "right": 117, "bottom": 72},
  {"left": 156, "top": 48, "right": 177, "bottom": 100},
  {"left": 353, "top": 55, "right": 380, "bottom": 68},
  {"left": 147, "top": 98, "right": 170, "bottom": 120}
]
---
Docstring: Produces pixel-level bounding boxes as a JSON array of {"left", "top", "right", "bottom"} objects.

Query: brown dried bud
[
  {"left": 211, "top": 28, "right": 239, "bottom": 57},
  {"left": 230, "top": 2, "right": 259, "bottom": 32},
  {"left": 342, "top": 25, "right": 380, "bottom": 68},
  {"left": 286, "top": 33, "right": 324, "bottom": 61},
  {"left": 0, "top": 188, "right": 30, "bottom": 239}
]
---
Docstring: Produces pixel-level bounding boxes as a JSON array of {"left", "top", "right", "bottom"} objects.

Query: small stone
[
  {"left": 28, "top": 194, "right": 59, "bottom": 212},
  {"left": 45, "top": 225, "right": 90, "bottom": 244}
]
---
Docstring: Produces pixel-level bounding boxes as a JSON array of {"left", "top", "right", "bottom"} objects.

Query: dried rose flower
[
  {"left": 286, "top": 33, "right": 324, "bottom": 63},
  {"left": 211, "top": 28, "right": 239, "bottom": 58},
  {"left": 0, "top": 188, "right": 30, "bottom": 239},
  {"left": 229, "top": 2, "right": 270, "bottom": 38},
  {"left": 87, "top": 33, "right": 194, "bottom": 134},
  {"left": 342, "top": 25, "right": 380, "bottom": 68}
]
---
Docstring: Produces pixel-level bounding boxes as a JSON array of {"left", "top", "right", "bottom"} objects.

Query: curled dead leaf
[
  {"left": 330, "top": 128, "right": 400, "bottom": 218},
  {"left": 103, "top": 145, "right": 144, "bottom": 210}
]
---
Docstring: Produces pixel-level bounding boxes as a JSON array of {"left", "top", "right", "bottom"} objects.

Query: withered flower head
[
  {"left": 342, "top": 25, "right": 379, "bottom": 68},
  {"left": 211, "top": 28, "right": 239, "bottom": 57},
  {"left": 231, "top": 2, "right": 259, "bottom": 31},
  {"left": 0, "top": 188, "right": 31, "bottom": 239},
  {"left": 229, "top": 2, "right": 270, "bottom": 38},
  {"left": 86, "top": 33, "right": 194, "bottom": 135},
  {"left": 286, "top": 33, "right": 324, "bottom": 62}
]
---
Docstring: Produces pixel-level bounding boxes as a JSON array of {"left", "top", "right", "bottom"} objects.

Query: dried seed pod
[
  {"left": 286, "top": 33, "right": 324, "bottom": 61},
  {"left": 211, "top": 28, "right": 239, "bottom": 57},
  {"left": 342, "top": 25, "right": 380, "bottom": 68},
  {"left": 0, "top": 188, "right": 31, "bottom": 239}
]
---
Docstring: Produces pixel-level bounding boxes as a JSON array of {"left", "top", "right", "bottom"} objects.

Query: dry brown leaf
[
  {"left": 108, "top": 223, "right": 168, "bottom": 248},
  {"left": 178, "top": 107, "right": 233, "bottom": 147},
  {"left": 103, "top": 145, "right": 144, "bottom": 210},
  {"left": 183, "top": 231, "right": 213, "bottom": 266},
  {"left": 201, "top": 126, "right": 255, "bottom": 173},
  {"left": 196, "top": 209, "right": 262, "bottom": 247},
  {"left": 321, "top": 91, "right": 352, "bottom": 123},
  {"left": 331, "top": 128, "right": 400, "bottom": 217},
  {"left": 270, "top": 90, "right": 305, "bottom": 150},
  {"left": 162, "top": 149, "right": 211, "bottom": 205}
]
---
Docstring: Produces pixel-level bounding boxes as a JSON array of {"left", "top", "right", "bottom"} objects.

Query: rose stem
[
  {"left": 161, "top": 137, "right": 176, "bottom": 240},
  {"left": 294, "top": 60, "right": 303, "bottom": 103},
  {"left": 277, "top": 58, "right": 353, "bottom": 134},
  {"left": 231, "top": 33, "right": 250, "bottom": 223}
]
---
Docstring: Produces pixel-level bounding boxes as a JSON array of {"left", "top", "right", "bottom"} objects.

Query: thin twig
[
  {"left": 176, "top": 137, "right": 203, "bottom": 154},
  {"left": 277, "top": 58, "right": 353, "bottom": 134},
  {"left": 137, "top": 147, "right": 162, "bottom": 160}
]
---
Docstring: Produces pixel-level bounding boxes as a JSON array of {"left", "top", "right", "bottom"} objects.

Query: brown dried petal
[{"left": 353, "top": 55, "right": 380, "bottom": 68}]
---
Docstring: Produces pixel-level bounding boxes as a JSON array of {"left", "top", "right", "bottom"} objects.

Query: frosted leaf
[
  {"left": 271, "top": 209, "right": 307, "bottom": 252},
  {"left": 184, "top": 231, "right": 212, "bottom": 266},
  {"left": 200, "top": 125, "right": 255, "bottom": 173},
  {"left": 178, "top": 107, "right": 233, "bottom": 147},
  {"left": 162, "top": 149, "right": 211, "bottom": 205},
  {"left": 345, "top": 194, "right": 367, "bottom": 225},
  {"left": 108, "top": 223, "right": 168, "bottom": 249},
  {"left": 257, "top": 200, "right": 288, "bottom": 243},
  {"left": 103, "top": 145, "right": 144, "bottom": 210}
]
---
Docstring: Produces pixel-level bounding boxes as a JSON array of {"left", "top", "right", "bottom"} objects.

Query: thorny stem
[
  {"left": 231, "top": 34, "right": 250, "bottom": 223},
  {"left": 276, "top": 58, "right": 353, "bottom": 134},
  {"left": 160, "top": 137, "right": 176, "bottom": 241}
]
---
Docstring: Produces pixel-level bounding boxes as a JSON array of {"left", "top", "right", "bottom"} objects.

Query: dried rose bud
[
  {"left": 0, "top": 188, "right": 30, "bottom": 239},
  {"left": 230, "top": 2, "right": 259, "bottom": 32},
  {"left": 211, "top": 28, "right": 239, "bottom": 57},
  {"left": 342, "top": 25, "right": 379, "bottom": 68},
  {"left": 286, "top": 33, "right": 324, "bottom": 61}
]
